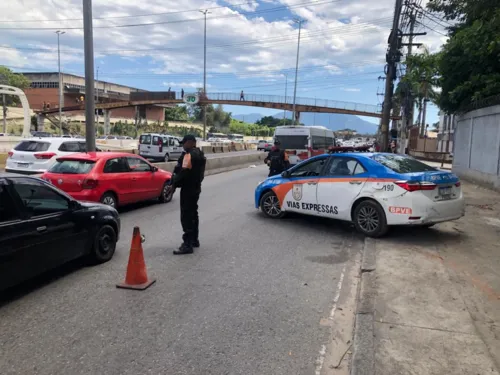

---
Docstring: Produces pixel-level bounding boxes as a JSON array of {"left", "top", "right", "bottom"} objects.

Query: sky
[{"left": 0, "top": 0, "right": 448, "bottom": 126}]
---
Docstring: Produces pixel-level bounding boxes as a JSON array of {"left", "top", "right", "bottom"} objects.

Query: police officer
[
  {"left": 264, "top": 140, "right": 290, "bottom": 177},
  {"left": 171, "top": 135, "right": 206, "bottom": 255}
]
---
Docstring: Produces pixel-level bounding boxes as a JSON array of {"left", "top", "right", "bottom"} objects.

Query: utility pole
[
  {"left": 2, "top": 94, "right": 6, "bottom": 134},
  {"left": 83, "top": 0, "right": 96, "bottom": 151},
  {"left": 200, "top": 9, "right": 211, "bottom": 140},
  {"left": 421, "top": 80, "right": 429, "bottom": 136},
  {"left": 95, "top": 66, "right": 99, "bottom": 129},
  {"left": 283, "top": 73, "right": 288, "bottom": 122},
  {"left": 56, "top": 30, "right": 65, "bottom": 135},
  {"left": 292, "top": 18, "right": 303, "bottom": 125},
  {"left": 380, "top": 0, "right": 404, "bottom": 151}
]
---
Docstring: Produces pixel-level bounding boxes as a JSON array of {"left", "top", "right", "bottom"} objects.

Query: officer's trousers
[{"left": 180, "top": 187, "right": 201, "bottom": 245}]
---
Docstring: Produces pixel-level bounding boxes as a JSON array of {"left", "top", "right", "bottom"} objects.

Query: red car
[{"left": 41, "top": 152, "right": 173, "bottom": 208}]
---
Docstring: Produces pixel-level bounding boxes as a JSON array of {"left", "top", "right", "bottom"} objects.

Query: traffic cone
[{"left": 116, "top": 227, "right": 156, "bottom": 290}]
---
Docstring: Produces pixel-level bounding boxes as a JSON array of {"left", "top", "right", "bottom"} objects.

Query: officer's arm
[
  {"left": 173, "top": 152, "right": 192, "bottom": 185},
  {"left": 264, "top": 151, "right": 271, "bottom": 164},
  {"left": 283, "top": 152, "right": 290, "bottom": 168}
]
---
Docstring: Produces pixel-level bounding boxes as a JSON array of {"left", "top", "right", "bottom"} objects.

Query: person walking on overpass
[
  {"left": 240, "top": 90, "right": 245, "bottom": 101},
  {"left": 264, "top": 140, "right": 290, "bottom": 177},
  {"left": 170, "top": 135, "right": 206, "bottom": 255}
]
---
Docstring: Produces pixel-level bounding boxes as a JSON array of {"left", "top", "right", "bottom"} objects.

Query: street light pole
[
  {"left": 56, "top": 30, "right": 65, "bottom": 135},
  {"left": 83, "top": 0, "right": 96, "bottom": 151},
  {"left": 200, "top": 9, "right": 211, "bottom": 140},
  {"left": 95, "top": 66, "right": 99, "bottom": 128},
  {"left": 292, "top": 18, "right": 303, "bottom": 125},
  {"left": 283, "top": 73, "right": 288, "bottom": 122}
]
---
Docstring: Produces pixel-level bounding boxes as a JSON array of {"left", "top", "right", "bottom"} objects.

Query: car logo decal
[
  {"left": 58, "top": 179, "right": 63, "bottom": 185},
  {"left": 292, "top": 184, "right": 303, "bottom": 201}
]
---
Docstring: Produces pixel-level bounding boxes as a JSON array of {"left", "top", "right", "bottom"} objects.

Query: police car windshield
[
  {"left": 372, "top": 154, "right": 437, "bottom": 173},
  {"left": 274, "top": 135, "right": 308, "bottom": 149}
]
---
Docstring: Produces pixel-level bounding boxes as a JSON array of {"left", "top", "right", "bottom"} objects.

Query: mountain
[
  {"left": 232, "top": 113, "right": 266, "bottom": 124},
  {"left": 233, "top": 112, "right": 378, "bottom": 134}
]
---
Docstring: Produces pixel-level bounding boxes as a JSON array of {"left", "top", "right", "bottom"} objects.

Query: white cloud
[
  {"left": 163, "top": 81, "right": 211, "bottom": 89},
  {"left": 341, "top": 88, "right": 361, "bottom": 92}
]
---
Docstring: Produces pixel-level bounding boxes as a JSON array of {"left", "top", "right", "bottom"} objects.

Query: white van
[{"left": 138, "top": 133, "right": 183, "bottom": 162}]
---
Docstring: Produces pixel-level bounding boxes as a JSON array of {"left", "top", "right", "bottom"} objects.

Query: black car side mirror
[{"left": 69, "top": 200, "right": 81, "bottom": 210}]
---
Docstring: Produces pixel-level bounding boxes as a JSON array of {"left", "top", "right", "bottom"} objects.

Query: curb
[{"left": 351, "top": 237, "right": 377, "bottom": 375}]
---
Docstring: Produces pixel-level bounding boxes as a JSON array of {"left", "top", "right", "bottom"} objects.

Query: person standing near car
[
  {"left": 171, "top": 135, "right": 206, "bottom": 255},
  {"left": 264, "top": 140, "right": 290, "bottom": 177}
]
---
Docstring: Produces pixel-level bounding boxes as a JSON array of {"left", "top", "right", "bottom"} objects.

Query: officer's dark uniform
[
  {"left": 264, "top": 141, "right": 290, "bottom": 177},
  {"left": 172, "top": 135, "right": 206, "bottom": 254}
]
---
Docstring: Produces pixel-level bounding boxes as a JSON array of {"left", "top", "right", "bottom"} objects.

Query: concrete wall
[{"left": 453, "top": 104, "right": 500, "bottom": 190}]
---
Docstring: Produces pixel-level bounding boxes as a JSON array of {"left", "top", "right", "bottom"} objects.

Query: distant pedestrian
[
  {"left": 240, "top": 90, "right": 244, "bottom": 101},
  {"left": 181, "top": 89, "right": 184, "bottom": 98},
  {"left": 168, "top": 87, "right": 171, "bottom": 92}
]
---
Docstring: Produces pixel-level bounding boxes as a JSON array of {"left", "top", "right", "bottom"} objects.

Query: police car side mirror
[{"left": 281, "top": 171, "right": 290, "bottom": 178}]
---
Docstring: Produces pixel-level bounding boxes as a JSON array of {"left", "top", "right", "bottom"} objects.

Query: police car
[{"left": 254, "top": 153, "right": 465, "bottom": 237}]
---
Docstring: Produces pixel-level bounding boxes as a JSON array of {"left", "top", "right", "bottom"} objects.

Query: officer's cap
[{"left": 179, "top": 134, "right": 197, "bottom": 144}]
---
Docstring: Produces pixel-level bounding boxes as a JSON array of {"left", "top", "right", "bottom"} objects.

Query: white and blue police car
[{"left": 254, "top": 153, "right": 465, "bottom": 237}]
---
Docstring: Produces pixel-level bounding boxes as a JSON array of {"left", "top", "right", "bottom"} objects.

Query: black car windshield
[
  {"left": 372, "top": 154, "right": 437, "bottom": 173},
  {"left": 14, "top": 141, "right": 50, "bottom": 152},
  {"left": 49, "top": 160, "right": 95, "bottom": 174}
]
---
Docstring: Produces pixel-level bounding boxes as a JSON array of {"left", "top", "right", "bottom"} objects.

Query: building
[
  {"left": 437, "top": 111, "right": 455, "bottom": 155},
  {"left": 21, "top": 72, "right": 165, "bottom": 122}
]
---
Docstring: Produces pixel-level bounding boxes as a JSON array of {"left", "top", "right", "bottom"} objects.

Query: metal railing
[{"left": 205, "top": 92, "right": 381, "bottom": 114}]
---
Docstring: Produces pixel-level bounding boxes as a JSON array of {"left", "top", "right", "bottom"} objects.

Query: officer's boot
[{"left": 173, "top": 242, "right": 193, "bottom": 255}]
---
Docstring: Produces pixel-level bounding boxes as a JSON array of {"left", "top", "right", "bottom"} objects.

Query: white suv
[{"left": 6, "top": 138, "right": 94, "bottom": 175}]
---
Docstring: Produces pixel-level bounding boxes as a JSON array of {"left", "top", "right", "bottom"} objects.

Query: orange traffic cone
[{"left": 116, "top": 227, "right": 156, "bottom": 290}]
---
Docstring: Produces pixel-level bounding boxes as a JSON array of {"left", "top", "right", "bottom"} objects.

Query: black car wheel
[
  {"left": 164, "top": 153, "right": 170, "bottom": 162},
  {"left": 353, "top": 200, "right": 388, "bottom": 238},
  {"left": 260, "top": 191, "right": 285, "bottom": 218},
  {"left": 159, "top": 181, "right": 174, "bottom": 203},
  {"left": 90, "top": 224, "right": 117, "bottom": 263},
  {"left": 100, "top": 192, "right": 117, "bottom": 208}
]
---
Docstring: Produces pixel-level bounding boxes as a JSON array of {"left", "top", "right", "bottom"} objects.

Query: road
[{"left": 0, "top": 165, "right": 362, "bottom": 375}]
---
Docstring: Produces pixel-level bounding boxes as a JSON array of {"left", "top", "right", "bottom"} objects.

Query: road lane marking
[{"left": 315, "top": 264, "right": 346, "bottom": 375}]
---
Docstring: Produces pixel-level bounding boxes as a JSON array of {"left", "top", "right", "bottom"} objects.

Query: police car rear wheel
[
  {"left": 353, "top": 200, "right": 388, "bottom": 238},
  {"left": 260, "top": 191, "right": 285, "bottom": 218}
]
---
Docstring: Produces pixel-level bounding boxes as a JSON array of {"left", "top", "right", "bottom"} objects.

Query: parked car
[
  {"left": 0, "top": 173, "right": 120, "bottom": 292},
  {"left": 41, "top": 152, "right": 173, "bottom": 207},
  {"left": 257, "top": 140, "right": 273, "bottom": 151},
  {"left": 6, "top": 138, "right": 100, "bottom": 175},
  {"left": 31, "top": 131, "right": 52, "bottom": 138},
  {"left": 138, "top": 133, "right": 183, "bottom": 162}
]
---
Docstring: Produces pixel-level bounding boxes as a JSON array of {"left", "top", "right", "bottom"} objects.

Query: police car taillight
[{"left": 395, "top": 180, "right": 436, "bottom": 192}]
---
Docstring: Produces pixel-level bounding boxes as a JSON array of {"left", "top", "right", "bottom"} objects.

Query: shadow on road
[{"left": 0, "top": 258, "right": 86, "bottom": 308}]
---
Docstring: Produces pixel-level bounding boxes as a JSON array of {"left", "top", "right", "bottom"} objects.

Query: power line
[
  {"left": 0, "top": 17, "right": 392, "bottom": 57},
  {"left": 0, "top": 1, "right": 262, "bottom": 23},
  {"left": 0, "top": 0, "right": 339, "bottom": 31}
]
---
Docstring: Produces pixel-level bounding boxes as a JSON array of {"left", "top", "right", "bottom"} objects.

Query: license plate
[
  {"left": 438, "top": 186, "right": 452, "bottom": 199},
  {"left": 17, "top": 163, "right": 30, "bottom": 168}
]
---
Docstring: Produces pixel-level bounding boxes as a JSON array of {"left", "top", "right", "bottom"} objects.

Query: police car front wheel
[
  {"left": 352, "top": 200, "right": 388, "bottom": 238},
  {"left": 260, "top": 191, "right": 285, "bottom": 219}
]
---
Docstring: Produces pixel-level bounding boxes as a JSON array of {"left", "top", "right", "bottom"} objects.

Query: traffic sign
[{"left": 183, "top": 94, "right": 199, "bottom": 105}]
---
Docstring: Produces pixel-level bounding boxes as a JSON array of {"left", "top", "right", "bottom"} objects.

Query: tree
[
  {"left": 426, "top": 0, "right": 500, "bottom": 112},
  {"left": 0, "top": 66, "right": 30, "bottom": 131},
  {"left": 164, "top": 105, "right": 189, "bottom": 121},
  {"left": 256, "top": 116, "right": 295, "bottom": 127}
]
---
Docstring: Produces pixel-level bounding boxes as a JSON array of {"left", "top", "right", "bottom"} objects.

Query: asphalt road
[{"left": 0, "top": 165, "right": 361, "bottom": 375}]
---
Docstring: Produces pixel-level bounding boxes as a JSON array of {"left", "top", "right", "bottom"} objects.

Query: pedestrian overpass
[{"left": 39, "top": 92, "right": 397, "bottom": 120}]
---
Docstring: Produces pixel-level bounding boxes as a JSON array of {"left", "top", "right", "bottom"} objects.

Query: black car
[{"left": 0, "top": 173, "right": 120, "bottom": 291}]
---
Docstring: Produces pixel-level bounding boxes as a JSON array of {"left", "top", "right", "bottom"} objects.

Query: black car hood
[{"left": 79, "top": 201, "right": 118, "bottom": 213}]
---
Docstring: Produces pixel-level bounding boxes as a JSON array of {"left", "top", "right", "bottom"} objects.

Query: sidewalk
[{"left": 352, "top": 181, "right": 500, "bottom": 375}]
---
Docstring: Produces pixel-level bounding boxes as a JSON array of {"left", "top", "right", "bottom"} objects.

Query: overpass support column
[
  {"left": 37, "top": 114, "right": 45, "bottom": 132},
  {"left": 104, "top": 109, "right": 111, "bottom": 135},
  {"left": 295, "top": 111, "right": 301, "bottom": 124}
]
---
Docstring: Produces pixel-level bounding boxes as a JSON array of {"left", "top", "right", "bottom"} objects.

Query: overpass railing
[{"left": 205, "top": 92, "right": 381, "bottom": 114}]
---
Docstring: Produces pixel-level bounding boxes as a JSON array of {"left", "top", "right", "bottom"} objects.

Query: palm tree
[{"left": 398, "top": 46, "right": 441, "bottom": 135}]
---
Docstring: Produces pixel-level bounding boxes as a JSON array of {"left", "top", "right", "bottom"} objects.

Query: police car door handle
[
  {"left": 307, "top": 182, "right": 317, "bottom": 186},
  {"left": 349, "top": 180, "right": 362, "bottom": 185}
]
